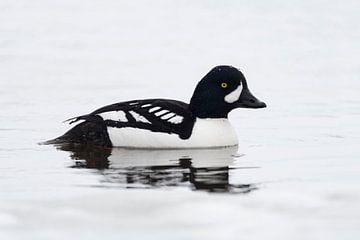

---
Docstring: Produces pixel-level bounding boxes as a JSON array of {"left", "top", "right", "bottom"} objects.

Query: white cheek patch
[{"left": 224, "top": 84, "right": 243, "bottom": 103}]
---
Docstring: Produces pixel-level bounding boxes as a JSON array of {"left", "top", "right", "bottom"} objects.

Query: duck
[{"left": 48, "top": 65, "right": 266, "bottom": 148}]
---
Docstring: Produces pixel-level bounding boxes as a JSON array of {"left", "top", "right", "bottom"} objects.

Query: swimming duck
[{"left": 49, "top": 66, "right": 266, "bottom": 148}]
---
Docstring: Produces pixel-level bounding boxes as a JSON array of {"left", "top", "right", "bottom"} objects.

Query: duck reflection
[{"left": 56, "top": 144, "right": 258, "bottom": 193}]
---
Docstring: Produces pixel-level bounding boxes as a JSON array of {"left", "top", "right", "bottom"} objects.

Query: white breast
[{"left": 107, "top": 118, "right": 238, "bottom": 149}]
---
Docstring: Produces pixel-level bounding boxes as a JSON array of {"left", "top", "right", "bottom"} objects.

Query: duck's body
[
  {"left": 108, "top": 118, "right": 238, "bottom": 149},
  {"left": 49, "top": 66, "right": 266, "bottom": 148}
]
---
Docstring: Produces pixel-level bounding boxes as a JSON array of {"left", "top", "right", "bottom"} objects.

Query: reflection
[{"left": 56, "top": 143, "right": 258, "bottom": 194}]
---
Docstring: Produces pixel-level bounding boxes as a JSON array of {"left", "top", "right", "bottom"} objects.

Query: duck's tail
[{"left": 42, "top": 117, "right": 112, "bottom": 147}]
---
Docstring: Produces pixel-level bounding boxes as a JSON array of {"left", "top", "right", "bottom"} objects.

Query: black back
[{"left": 68, "top": 99, "right": 196, "bottom": 140}]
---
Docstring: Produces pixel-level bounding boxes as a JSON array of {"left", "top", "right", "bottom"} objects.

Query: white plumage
[{"left": 107, "top": 118, "right": 238, "bottom": 148}]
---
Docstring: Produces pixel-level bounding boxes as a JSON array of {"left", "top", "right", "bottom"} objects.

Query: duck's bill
[{"left": 234, "top": 88, "right": 266, "bottom": 109}]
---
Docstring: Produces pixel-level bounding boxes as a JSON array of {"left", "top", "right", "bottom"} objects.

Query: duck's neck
[{"left": 189, "top": 99, "right": 230, "bottom": 119}]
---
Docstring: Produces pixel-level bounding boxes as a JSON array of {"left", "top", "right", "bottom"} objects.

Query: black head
[{"left": 189, "top": 65, "right": 266, "bottom": 118}]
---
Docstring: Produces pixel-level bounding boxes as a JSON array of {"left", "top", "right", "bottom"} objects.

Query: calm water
[
  {"left": 58, "top": 144, "right": 257, "bottom": 193},
  {"left": 1, "top": 1, "right": 360, "bottom": 239}
]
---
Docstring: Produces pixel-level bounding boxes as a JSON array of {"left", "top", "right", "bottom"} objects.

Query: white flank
[
  {"left": 167, "top": 115, "right": 183, "bottom": 124},
  {"left": 99, "top": 111, "right": 127, "bottom": 122},
  {"left": 224, "top": 84, "right": 243, "bottom": 103},
  {"left": 129, "top": 111, "right": 150, "bottom": 123},
  {"left": 107, "top": 118, "right": 238, "bottom": 148}
]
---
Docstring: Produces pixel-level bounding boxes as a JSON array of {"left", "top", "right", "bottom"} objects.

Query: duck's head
[{"left": 189, "top": 65, "right": 266, "bottom": 118}]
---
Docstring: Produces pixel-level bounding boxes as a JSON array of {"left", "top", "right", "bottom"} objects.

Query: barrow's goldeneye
[{"left": 48, "top": 66, "right": 266, "bottom": 148}]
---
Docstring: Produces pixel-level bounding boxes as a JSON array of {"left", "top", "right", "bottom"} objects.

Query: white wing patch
[
  {"left": 167, "top": 115, "right": 183, "bottom": 124},
  {"left": 153, "top": 110, "right": 183, "bottom": 124},
  {"left": 154, "top": 109, "right": 169, "bottom": 116},
  {"left": 98, "top": 106, "right": 184, "bottom": 126},
  {"left": 224, "top": 84, "right": 243, "bottom": 103},
  {"left": 99, "top": 111, "right": 127, "bottom": 122},
  {"left": 129, "top": 111, "right": 150, "bottom": 124},
  {"left": 149, "top": 106, "right": 161, "bottom": 113},
  {"left": 161, "top": 112, "right": 176, "bottom": 120},
  {"left": 141, "top": 104, "right": 152, "bottom": 108},
  {"left": 98, "top": 101, "right": 187, "bottom": 129}
]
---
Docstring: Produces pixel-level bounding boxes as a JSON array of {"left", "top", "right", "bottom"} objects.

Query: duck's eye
[{"left": 220, "top": 82, "right": 228, "bottom": 89}]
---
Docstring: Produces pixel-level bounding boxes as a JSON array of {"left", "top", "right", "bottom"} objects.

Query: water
[
  {"left": 1, "top": 0, "right": 360, "bottom": 239},
  {"left": 58, "top": 144, "right": 257, "bottom": 193}
]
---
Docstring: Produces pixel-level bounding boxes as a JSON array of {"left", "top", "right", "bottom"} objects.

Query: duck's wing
[{"left": 67, "top": 99, "right": 196, "bottom": 139}]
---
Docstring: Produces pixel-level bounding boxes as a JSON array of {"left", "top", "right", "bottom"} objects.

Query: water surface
[
  {"left": 59, "top": 144, "right": 257, "bottom": 193},
  {"left": 1, "top": 0, "right": 360, "bottom": 239}
]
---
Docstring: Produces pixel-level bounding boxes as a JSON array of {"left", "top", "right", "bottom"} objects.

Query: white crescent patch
[{"left": 224, "top": 84, "right": 243, "bottom": 103}]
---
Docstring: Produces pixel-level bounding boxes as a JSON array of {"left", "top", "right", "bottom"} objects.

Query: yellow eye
[{"left": 220, "top": 82, "right": 228, "bottom": 88}]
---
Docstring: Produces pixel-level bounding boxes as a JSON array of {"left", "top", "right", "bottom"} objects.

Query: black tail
[{"left": 43, "top": 118, "right": 112, "bottom": 147}]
